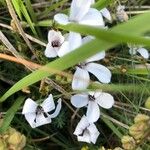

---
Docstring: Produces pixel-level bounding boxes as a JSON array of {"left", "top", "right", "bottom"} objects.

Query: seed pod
[
  {"left": 129, "top": 122, "right": 148, "bottom": 140},
  {"left": 134, "top": 114, "right": 149, "bottom": 123},
  {"left": 121, "top": 135, "right": 136, "bottom": 150}
]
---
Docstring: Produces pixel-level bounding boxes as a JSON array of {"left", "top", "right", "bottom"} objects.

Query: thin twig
[{"left": 101, "top": 112, "right": 129, "bottom": 129}]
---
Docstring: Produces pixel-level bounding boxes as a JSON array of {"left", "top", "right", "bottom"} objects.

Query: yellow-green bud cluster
[{"left": 0, "top": 120, "right": 26, "bottom": 150}]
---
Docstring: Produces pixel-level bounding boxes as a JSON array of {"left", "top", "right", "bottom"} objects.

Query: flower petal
[
  {"left": 82, "top": 36, "right": 93, "bottom": 44},
  {"left": 85, "top": 51, "right": 106, "bottom": 63},
  {"left": 100, "top": 8, "right": 112, "bottom": 21},
  {"left": 88, "top": 124, "right": 100, "bottom": 144},
  {"left": 71, "top": 94, "right": 89, "bottom": 108},
  {"left": 68, "top": 32, "right": 82, "bottom": 50},
  {"left": 44, "top": 43, "right": 58, "bottom": 58},
  {"left": 41, "top": 94, "right": 55, "bottom": 112},
  {"left": 54, "top": 13, "right": 69, "bottom": 25},
  {"left": 86, "top": 101, "right": 100, "bottom": 123},
  {"left": 48, "top": 30, "right": 64, "bottom": 44},
  {"left": 24, "top": 113, "right": 36, "bottom": 128},
  {"left": 84, "top": 63, "right": 111, "bottom": 83},
  {"left": 70, "top": 0, "right": 92, "bottom": 21},
  {"left": 50, "top": 98, "right": 62, "bottom": 118},
  {"left": 22, "top": 98, "right": 38, "bottom": 114},
  {"left": 72, "top": 67, "right": 90, "bottom": 90},
  {"left": 57, "top": 41, "right": 70, "bottom": 57},
  {"left": 74, "top": 115, "right": 89, "bottom": 135},
  {"left": 80, "top": 8, "right": 104, "bottom": 26},
  {"left": 137, "top": 48, "right": 149, "bottom": 59},
  {"left": 34, "top": 113, "right": 52, "bottom": 128},
  {"left": 77, "top": 131, "right": 91, "bottom": 143},
  {"left": 96, "top": 92, "right": 114, "bottom": 109}
]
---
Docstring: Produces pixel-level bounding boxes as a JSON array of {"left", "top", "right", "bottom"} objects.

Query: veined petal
[
  {"left": 80, "top": 8, "right": 104, "bottom": 26},
  {"left": 137, "top": 48, "right": 149, "bottom": 59},
  {"left": 54, "top": 13, "right": 69, "bottom": 25},
  {"left": 44, "top": 43, "right": 58, "bottom": 58},
  {"left": 84, "top": 63, "right": 111, "bottom": 83},
  {"left": 100, "top": 8, "right": 112, "bottom": 21},
  {"left": 34, "top": 113, "right": 52, "bottom": 128},
  {"left": 48, "top": 30, "right": 64, "bottom": 43},
  {"left": 24, "top": 113, "right": 36, "bottom": 128},
  {"left": 70, "top": 0, "right": 92, "bottom": 21},
  {"left": 88, "top": 124, "right": 100, "bottom": 144},
  {"left": 71, "top": 94, "right": 89, "bottom": 108},
  {"left": 85, "top": 51, "right": 106, "bottom": 63},
  {"left": 72, "top": 67, "right": 90, "bottom": 90},
  {"left": 96, "top": 92, "right": 114, "bottom": 109},
  {"left": 68, "top": 32, "right": 82, "bottom": 50},
  {"left": 57, "top": 41, "right": 70, "bottom": 57},
  {"left": 74, "top": 115, "right": 89, "bottom": 135},
  {"left": 77, "top": 131, "right": 91, "bottom": 143},
  {"left": 50, "top": 98, "right": 62, "bottom": 118},
  {"left": 22, "top": 98, "right": 38, "bottom": 114},
  {"left": 86, "top": 101, "right": 100, "bottom": 123},
  {"left": 41, "top": 94, "right": 55, "bottom": 112}
]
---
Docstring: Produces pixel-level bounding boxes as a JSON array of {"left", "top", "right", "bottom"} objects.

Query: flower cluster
[{"left": 22, "top": 0, "right": 114, "bottom": 145}]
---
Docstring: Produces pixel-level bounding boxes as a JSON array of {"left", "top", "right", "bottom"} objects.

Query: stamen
[
  {"left": 88, "top": 95, "right": 95, "bottom": 101},
  {"left": 51, "top": 40, "right": 61, "bottom": 47}
]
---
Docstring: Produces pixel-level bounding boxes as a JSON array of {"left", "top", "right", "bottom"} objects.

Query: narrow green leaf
[
  {"left": 18, "top": 0, "right": 37, "bottom": 36},
  {"left": 12, "top": 0, "right": 22, "bottom": 20},
  {"left": 0, "top": 96, "right": 25, "bottom": 133},
  {"left": 93, "top": 0, "right": 114, "bottom": 9}
]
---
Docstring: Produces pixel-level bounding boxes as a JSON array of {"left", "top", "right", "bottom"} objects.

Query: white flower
[
  {"left": 54, "top": 0, "right": 104, "bottom": 26},
  {"left": 22, "top": 94, "right": 62, "bottom": 128},
  {"left": 57, "top": 32, "right": 82, "bottom": 57},
  {"left": 129, "top": 45, "right": 149, "bottom": 59},
  {"left": 74, "top": 115, "right": 100, "bottom": 144},
  {"left": 72, "top": 36, "right": 111, "bottom": 90},
  {"left": 44, "top": 30, "right": 64, "bottom": 58},
  {"left": 71, "top": 91, "right": 114, "bottom": 123}
]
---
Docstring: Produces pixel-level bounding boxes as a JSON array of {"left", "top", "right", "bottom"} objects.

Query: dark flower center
[
  {"left": 34, "top": 105, "right": 48, "bottom": 123},
  {"left": 88, "top": 95, "right": 95, "bottom": 101},
  {"left": 51, "top": 40, "right": 61, "bottom": 48}
]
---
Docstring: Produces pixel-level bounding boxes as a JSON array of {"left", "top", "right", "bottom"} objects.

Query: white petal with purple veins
[
  {"left": 137, "top": 47, "right": 149, "bottom": 59},
  {"left": 100, "top": 8, "right": 112, "bottom": 21},
  {"left": 84, "top": 63, "right": 111, "bottom": 83},
  {"left": 96, "top": 92, "right": 114, "bottom": 109},
  {"left": 22, "top": 98, "right": 38, "bottom": 114},
  {"left": 44, "top": 43, "right": 58, "bottom": 58},
  {"left": 72, "top": 67, "right": 90, "bottom": 90},
  {"left": 80, "top": 8, "right": 104, "bottom": 26},
  {"left": 54, "top": 13, "right": 69, "bottom": 25},
  {"left": 71, "top": 94, "right": 89, "bottom": 108},
  {"left": 86, "top": 101, "right": 100, "bottom": 123}
]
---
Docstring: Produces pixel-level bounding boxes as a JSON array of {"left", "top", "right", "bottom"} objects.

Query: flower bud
[
  {"left": 129, "top": 122, "right": 148, "bottom": 140},
  {"left": 121, "top": 135, "right": 136, "bottom": 150},
  {"left": 134, "top": 114, "right": 150, "bottom": 123},
  {"left": 145, "top": 97, "right": 150, "bottom": 109},
  {"left": 81, "top": 146, "right": 89, "bottom": 150},
  {"left": 7, "top": 130, "right": 26, "bottom": 149},
  {"left": 0, "top": 139, "right": 7, "bottom": 150}
]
